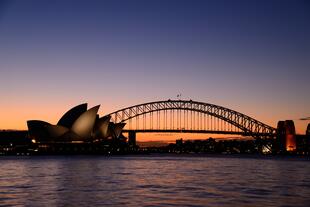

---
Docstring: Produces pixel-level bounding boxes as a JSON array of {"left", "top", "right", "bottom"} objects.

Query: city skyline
[{"left": 0, "top": 0, "right": 309, "bottom": 137}]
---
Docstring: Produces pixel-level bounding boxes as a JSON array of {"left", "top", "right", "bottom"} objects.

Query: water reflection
[{"left": 0, "top": 156, "right": 309, "bottom": 206}]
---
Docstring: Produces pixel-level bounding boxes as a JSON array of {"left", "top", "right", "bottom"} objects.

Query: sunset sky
[{"left": 0, "top": 0, "right": 309, "bottom": 139}]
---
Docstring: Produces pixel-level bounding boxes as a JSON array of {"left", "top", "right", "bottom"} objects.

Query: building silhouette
[{"left": 27, "top": 103, "right": 126, "bottom": 143}]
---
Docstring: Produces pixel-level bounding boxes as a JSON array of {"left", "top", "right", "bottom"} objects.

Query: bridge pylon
[{"left": 128, "top": 131, "right": 136, "bottom": 146}]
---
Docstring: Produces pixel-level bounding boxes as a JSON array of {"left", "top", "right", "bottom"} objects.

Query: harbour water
[{"left": 0, "top": 155, "right": 309, "bottom": 206}]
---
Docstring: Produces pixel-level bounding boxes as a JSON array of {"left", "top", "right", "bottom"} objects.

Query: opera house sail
[{"left": 27, "top": 103, "right": 126, "bottom": 144}]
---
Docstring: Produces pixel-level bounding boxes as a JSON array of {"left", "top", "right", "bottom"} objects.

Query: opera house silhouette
[{"left": 27, "top": 103, "right": 125, "bottom": 143}]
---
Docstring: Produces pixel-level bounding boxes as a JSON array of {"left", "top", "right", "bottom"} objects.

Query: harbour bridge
[{"left": 107, "top": 100, "right": 277, "bottom": 142}]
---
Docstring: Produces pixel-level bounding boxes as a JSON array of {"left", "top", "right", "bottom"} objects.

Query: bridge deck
[{"left": 122, "top": 129, "right": 273, "bottom": 136}]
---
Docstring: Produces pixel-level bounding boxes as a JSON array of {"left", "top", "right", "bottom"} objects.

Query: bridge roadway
[{"left": 122, "top": 129, "right": 274, "bottom": 137}]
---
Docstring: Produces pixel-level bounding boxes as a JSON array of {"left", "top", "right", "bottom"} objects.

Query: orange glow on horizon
[
  {"left": 135, "top": 133, "right": 248, "bottom": 142},
  {"left": 0, "top": 102, "right": 308, "bottom": 142}
]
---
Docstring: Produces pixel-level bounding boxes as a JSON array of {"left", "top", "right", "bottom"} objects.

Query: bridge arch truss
[{"left": 107, "top": 100, "right": 276, "bottom": 139}]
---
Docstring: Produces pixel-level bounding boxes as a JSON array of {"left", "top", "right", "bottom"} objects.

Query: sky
[{"left": 0, "top": 0, "right": 309, "bottom": 138}]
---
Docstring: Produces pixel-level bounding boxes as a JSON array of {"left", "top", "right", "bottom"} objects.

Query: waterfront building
[{"left": 27, "top": 103, "right": 126, "bottom": 144}]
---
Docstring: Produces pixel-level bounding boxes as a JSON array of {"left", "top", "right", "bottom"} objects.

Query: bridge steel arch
[{"left": 107, "top": 100, "right": 277, "bottom": 139}]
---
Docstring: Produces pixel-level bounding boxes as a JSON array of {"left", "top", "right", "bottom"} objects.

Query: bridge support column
[
  {"left": 128, "top": 131, "right": 136, "bottom": 146},
  {"left": 276, "top": 120, "right": 296, "bottom": 153}
]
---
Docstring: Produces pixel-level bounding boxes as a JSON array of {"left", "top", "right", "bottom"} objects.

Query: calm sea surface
[{"left": 0, "top": 155, "right": 309, "bottom": 207}]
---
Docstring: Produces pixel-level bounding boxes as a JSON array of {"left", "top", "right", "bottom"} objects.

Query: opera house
[{"left": 27, "top": 103, "right": 126, "bottom": 144}]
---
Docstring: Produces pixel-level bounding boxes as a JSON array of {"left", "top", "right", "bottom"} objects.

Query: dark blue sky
[{"left": 0, "top": 0, "right": 309, "bottom": 132}]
